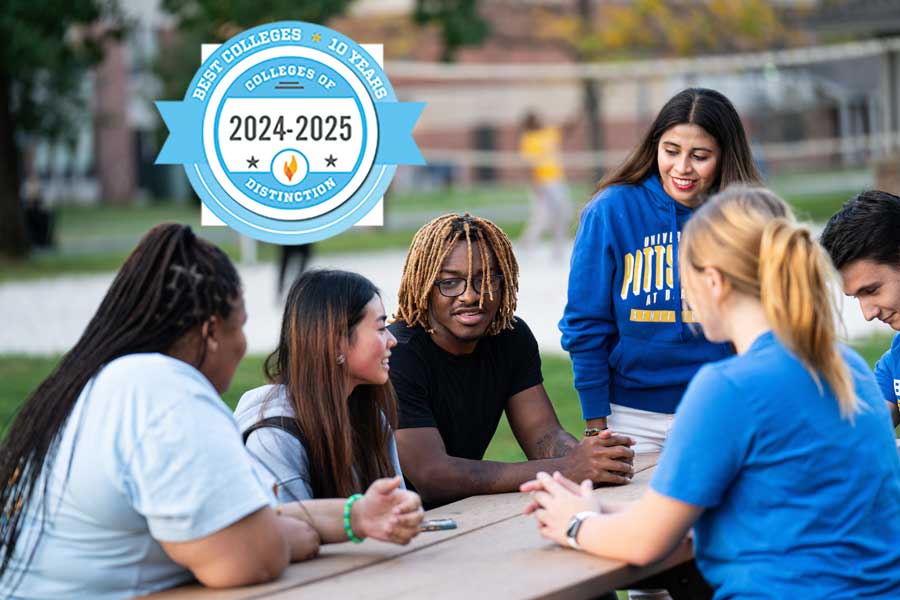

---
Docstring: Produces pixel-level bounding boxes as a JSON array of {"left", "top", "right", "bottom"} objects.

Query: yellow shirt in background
[{"left": 519, "top": 126, "right": 564, "bottom": 184}]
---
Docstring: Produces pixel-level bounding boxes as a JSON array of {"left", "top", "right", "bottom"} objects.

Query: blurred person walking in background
[
  {"left": 519, "top": 112, "right": 573, "bottom": 259},
  {"left": 277, "top": 244, "right": 314, "bottom": 298}
]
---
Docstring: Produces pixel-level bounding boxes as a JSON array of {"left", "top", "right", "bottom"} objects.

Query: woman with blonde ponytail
[
  {"left": 756, "top": 216, "right": 857, "bottom": 418},
  {"left": 522, "top": 187, "right": 900, "bottom": 599}
]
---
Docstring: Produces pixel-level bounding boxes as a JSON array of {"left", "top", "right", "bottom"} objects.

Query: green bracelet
[{"left": 344, "top": 493, "right": 365, "bottom": 543}]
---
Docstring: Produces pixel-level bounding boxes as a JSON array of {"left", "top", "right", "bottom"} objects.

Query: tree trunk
[
  {"left": 0, "top": 72, "right": 29, "bottom": 259},
  {"left": 582, "top": 79, "right": 604, "bottom": 182},
  {"left": 577, "top": 0, "right": 605, "bottom": 183}
]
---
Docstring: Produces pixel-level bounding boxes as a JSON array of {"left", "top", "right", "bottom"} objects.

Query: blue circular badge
[{"left": 155, "top": 21, "right": 424, "bottom": 244}]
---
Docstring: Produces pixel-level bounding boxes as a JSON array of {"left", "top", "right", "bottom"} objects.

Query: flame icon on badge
[{"left": 283, "top": 155, "right": 298, "bottom": 181}]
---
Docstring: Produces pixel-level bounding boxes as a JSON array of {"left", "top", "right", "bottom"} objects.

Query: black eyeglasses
[{"left": 434, "top": 274, "right": 503, "bottom": 298}]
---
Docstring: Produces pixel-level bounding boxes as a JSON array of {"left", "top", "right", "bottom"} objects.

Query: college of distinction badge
[{"left": 155, "top": 21, "right": 425, "bottom": 244}]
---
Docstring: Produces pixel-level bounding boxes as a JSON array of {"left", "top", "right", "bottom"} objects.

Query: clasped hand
[
  {"left": 521, "top": 471, "right": 598, "bottom": 547},
  {"left": 566, "top": 429, "right": 635, "bottom": 485},
  {"left": 354, "top": 476, "right": 425, "bottom": 545}
]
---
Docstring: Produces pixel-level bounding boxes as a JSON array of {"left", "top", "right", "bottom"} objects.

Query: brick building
[{"left": 35, "top": 0, "right": 899, "bottom": 202}]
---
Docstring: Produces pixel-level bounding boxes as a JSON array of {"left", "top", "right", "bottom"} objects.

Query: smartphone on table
[{"left": 419, "top": 518, "right": 458, "bottom": 532}]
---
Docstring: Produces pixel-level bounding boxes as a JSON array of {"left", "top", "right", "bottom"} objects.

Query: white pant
[
  {"left": 521, "top": 180, "right": 572, "bottom": 254},
  {"left": 607, "top": 404, "right": 674, "bottom": 600},
  {"left": 607, "top": 403, "right": 675, "bottom": 454}
]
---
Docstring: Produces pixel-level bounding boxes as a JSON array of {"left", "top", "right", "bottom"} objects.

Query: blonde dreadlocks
[{"left": 394, "top": 213, "right": 519, "bottom": 335}]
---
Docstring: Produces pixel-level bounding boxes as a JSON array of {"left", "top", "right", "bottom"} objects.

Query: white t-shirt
[
  {"left": 234, "top": 384, "right": 404, "bottom": 502},
  {"left": 0, "top": 354, "right": 275, "bottom": 600}
]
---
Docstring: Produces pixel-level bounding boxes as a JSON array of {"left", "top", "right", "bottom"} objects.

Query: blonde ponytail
[
  {"left": 758, "top": 220, "right": 857, "bottom": 419},
  {"left": 681, "top": 186, "right": 858, "bottom": 420}
]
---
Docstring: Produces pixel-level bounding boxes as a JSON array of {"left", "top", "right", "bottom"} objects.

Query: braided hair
[
  {"left": 395, "top": 213, "right": 519, "bottom": 335},
  {"left": 0, "top": 223, "right": 241, "bottom": 584}
]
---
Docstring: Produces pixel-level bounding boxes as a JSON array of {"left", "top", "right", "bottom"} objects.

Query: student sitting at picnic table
[
  {"left": 522, "top": 187, "right": 900, "bottom": 599},
  {"left": 235, "top": 270, "right": 406, "bottom": 508},
  {"left": 388, "top": 213, "right": 635, "bottom": 508},
  {"left": 0, "top": 225, "right": 422, "bottom": 600},
  {"left": 821, "top": 189, "right": 900, "bottom": 427}
]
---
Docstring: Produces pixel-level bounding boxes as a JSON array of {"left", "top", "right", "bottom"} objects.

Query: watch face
[
  {"left": 567, "top": 512, "right": 596, "bottom": 548},
  {"left": 566, "top": 516, "right": 582, "bottom": 540}
]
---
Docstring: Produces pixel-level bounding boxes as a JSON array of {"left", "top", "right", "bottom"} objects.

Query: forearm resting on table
[
  {"left": 279, "top": 499, "right": 360, "bottom": 544},
  {"left": 413, "top": 455, "right": 575, "bottom": 506},
  {"left": 528, "top": 426, "right": 579, "bottom": 460},
  {"left": 161, "top": 507, "right": 298, "bottom": 588},
  {"left": 576, "top": 490, "right": 699, "bottom": 567}
]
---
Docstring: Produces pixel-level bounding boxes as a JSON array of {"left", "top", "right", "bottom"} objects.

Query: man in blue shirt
[{"left": 821, "top": 189, "right": 900, "bottom": 426}]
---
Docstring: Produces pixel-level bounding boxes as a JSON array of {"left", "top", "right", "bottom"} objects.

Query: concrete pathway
[{"left": 0, "top": 241, "right": 892, "bottom": 356}]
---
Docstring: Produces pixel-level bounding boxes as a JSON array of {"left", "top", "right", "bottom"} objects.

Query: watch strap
[{"left": 565, "top": 510, "right": 598, "bottom": 550}]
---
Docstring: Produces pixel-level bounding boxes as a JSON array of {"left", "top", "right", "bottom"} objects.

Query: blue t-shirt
[
  {"left": 874, "top": 333, "right": 900, "bottom": 408},
  {"left": 652, "top": 332, "right": 900, "bottom": 599},
  {"left": 0, "top": 354, "right": 275, "bottom": 600}
]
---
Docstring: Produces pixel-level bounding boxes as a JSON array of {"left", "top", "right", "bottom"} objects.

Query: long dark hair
[
  {"left": 597, "top": 87, "right": 762, "bottom": 194},
  {"left": 264, "top": 269, "right": 398, "bottom": 498},
  {"left": 0, "top": 224, "right": 241, "bottom": 582}
]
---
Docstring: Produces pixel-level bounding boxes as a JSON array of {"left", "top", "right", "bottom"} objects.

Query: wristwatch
[
  {"left": 584, "top": 427, "right": 608, "bottom": 437},
  {"left": 565, "top": 511, "right": 598, "bottom": 550}
]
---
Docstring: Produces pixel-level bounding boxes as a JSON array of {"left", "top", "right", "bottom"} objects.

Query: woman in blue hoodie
[{"left": 560, "top": 88, "right": 762, "bottom": 453}]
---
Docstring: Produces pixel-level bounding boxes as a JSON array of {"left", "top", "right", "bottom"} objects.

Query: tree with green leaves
[
  {"left": 536, "top": 0, "right": 792, "bottom": 59},
  {"left": 409, "top": 0, "right": 794, "bottom": 180},
  {"left": 158, "top": 0, "right": 356, "bottom": 107},
  {"left": 0, "top": 0, "right": 122, "bottom": 259},
  {"left": 413, "top": 0, "right": 489, "bottom": 62},
  {"left": 541, "top": 0, "right": 795, "bottom": 179}
]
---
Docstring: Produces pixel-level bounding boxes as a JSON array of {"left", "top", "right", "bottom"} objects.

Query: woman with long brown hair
[
  {"left": 560, "top": 88, "right": 762, "bottom": 460},
  {"left": 235, "top": 269, "right": 404, "bottom": 503},
  {"left": 526, "top": 187, "right": 900, "bottom": 599},
  {"left": 0, "top": 226, "right": 422, "bottom": 600}
]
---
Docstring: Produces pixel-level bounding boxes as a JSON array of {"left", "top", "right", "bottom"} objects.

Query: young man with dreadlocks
[
  {"left": 389, "top": 214, "right": 635, "bottom": 508},
  {"left": 821, "top": 190, "right": 900, "bottom": 428}
]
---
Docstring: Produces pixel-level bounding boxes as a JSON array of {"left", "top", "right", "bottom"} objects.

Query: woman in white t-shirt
[
  {"left": 236, "top": 269, "right": 404, "bottom": 502},
  {"left": 0, "top": 225, "right": 423, "bottom": 599}
]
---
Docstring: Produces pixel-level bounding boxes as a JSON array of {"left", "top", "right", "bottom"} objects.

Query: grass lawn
[
  {"left": 0, "top": 199, "right": 527, "bottom": 284},
  {"left": 783, "top": 191, "right": 853, "bottom": 224},
  {"left": 2, "top": 333, "right": 895, "bottom": 455},
  {"left": 0, "top": 334, "right": 894, "bottom": 600},
  {"left": 0, "top": 181, "right": 854, "bottom": 283}
]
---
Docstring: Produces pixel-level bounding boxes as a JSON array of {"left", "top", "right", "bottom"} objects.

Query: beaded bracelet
[{"left": 344, "top": 493, "right": 365, "bottom": 543}]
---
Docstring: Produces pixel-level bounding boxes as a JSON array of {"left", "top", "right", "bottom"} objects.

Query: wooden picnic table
[{"left": 147, "top": 453, "right": 693, "bottom": 599}]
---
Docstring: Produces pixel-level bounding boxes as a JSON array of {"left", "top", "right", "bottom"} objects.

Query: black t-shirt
[{"left": 388, "top": 317, "right": 544, "bottom": 462}]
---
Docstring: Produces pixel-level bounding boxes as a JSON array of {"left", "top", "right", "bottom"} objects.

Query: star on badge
[
  {"left": 325, "top": 154, "right": 337, "bottom": 167},
  {"left": 312, "top": 33, "right": 322, "bottom": 42},
  {"left": 246, "top": 156, "right": 259, "bottom": 169}
]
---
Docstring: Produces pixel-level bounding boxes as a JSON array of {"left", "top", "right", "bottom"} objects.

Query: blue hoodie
[
  {"left": 559, "top": 174, "right": 732, "bottom": 418},
  {"left": 874, "top": 333, "right": 900, "bottom": 407}
]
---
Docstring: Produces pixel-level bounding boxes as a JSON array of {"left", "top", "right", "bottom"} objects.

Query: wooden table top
[{"left": 147, "top": 453, "right": 693, "bottom": 599}]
